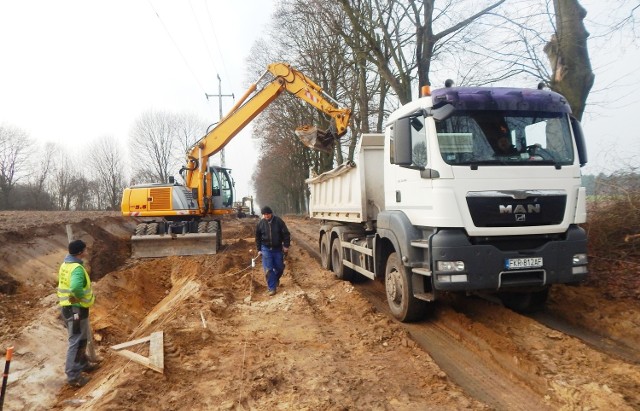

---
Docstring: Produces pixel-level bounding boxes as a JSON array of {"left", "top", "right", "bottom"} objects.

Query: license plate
[{"left": 505, "top": 257, "right": 543, "bottom": 269}]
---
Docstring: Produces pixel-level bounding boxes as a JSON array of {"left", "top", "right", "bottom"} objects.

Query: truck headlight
[
  {"left": 436, "top": 261, "right": 465, "bottom": 272},
  {"left": 572, "top": 253, "right": 588, "bottom": 275},
  {"left": 572, "top": 253, "right": 588, "bottom": 265}
]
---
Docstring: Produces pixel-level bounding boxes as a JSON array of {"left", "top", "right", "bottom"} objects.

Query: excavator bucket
[
  {"left": 131, "top": 233, "right": 218, "bottom": 258},
  {"left": 295, "top": 125, "right": 337, "bottom": 154}
]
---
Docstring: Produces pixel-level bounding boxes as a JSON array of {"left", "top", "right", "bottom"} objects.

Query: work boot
[
  {"left": 83, "top": 362, "right": 101, "bottom": 373},
  {"left": 68, "top": 375, "right": 91, "bottom": 388}
]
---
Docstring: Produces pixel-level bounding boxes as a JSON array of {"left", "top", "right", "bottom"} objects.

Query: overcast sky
[
  {"left": 0, "top": 0, "right": 638, "bottom": 202},
  {"left": 0, "top": 0, "right": 274, "bottom": 198}
]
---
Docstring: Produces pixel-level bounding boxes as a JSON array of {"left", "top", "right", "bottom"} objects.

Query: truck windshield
[{"left": 435, "top": 110, "right": 574, "bottom": 166}]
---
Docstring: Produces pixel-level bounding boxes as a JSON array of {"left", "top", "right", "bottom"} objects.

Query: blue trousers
[
  {"left": 261, "top": 246, "right": 285, "bottom": 291},
  {"left": 61, "top": 306, "right": 90, "bottom": 381}
]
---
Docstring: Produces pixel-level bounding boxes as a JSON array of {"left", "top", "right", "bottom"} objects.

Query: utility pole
[{"left": 205, "top": 74, "right": 234, "bottom": 167}]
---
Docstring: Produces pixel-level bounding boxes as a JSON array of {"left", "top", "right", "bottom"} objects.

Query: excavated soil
[{"left": 0, "top": 211, "right": 639, "bottom": 410}]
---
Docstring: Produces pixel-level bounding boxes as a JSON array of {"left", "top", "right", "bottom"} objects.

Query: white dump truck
[{"left": 306, "top": 85, "right": 589, "bottom": 322}]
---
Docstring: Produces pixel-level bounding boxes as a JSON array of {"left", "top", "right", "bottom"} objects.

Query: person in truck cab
[
  {"left": 495, "top": 135, "right": 519, "bottom": 155},
  {"left": 255, "top": 206, "right": 291, "bottom": 296}
]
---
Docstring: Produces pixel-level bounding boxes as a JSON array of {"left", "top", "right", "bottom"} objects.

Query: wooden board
[{"left": 111, "top": 331, "right": 164, "bottom": 374}]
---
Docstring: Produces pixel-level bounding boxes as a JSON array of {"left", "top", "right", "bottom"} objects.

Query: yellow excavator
[
  {"left": 234, "top": 196, "right": 256, "bottom": 218},
  {"left": 121, "top": 62, "right": 351, "bottom": 257}
]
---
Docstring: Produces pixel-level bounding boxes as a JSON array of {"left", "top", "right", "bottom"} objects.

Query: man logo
[
  {"left": 499, "top": 204, "right": 541, "bottom": 214},
  {"left": 516, "top": 214, "right": 526, "bottom": 221}
]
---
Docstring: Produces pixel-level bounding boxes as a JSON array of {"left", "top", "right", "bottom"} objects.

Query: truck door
[{"left": 387, "top": 114, "right": 434, "bottom": 223}]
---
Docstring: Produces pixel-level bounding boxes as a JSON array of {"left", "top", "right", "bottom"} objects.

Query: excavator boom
[{"left": 184, "top": 62, "right": 350, "bottom": 215}]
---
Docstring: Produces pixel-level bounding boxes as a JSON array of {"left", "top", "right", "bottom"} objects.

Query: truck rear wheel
[
  {"left": 320, "top": 233, "right": 331, "bottom": 270},
  {"left": 331, "top": 238, "right": 353, "bottom": 281},
  {"left": 385, "top": 252, "right": 427, "bottom": 322}
]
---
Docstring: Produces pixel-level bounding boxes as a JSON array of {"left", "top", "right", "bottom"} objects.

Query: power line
[
  {"left": 204, "top": 1, "right": 232, "bottom": 84},
  {"left": 147, "top": 0, "right": 206, "bottom": 93},
  {"left": 189, "top": 0, "right": 219, "bottom": 77}
]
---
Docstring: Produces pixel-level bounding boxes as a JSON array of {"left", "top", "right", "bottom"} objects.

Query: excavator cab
[{"left": 210, "top": 166, "right": 235, "bottom": 210}]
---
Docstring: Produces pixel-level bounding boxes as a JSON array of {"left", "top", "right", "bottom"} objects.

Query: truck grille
[{"left": 467, "top": 192, "right": 566, "bottom": 227}]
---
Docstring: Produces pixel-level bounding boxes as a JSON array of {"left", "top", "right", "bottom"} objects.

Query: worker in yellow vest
[{"left": 57, "top": 239, "right": 99, "bottom": 388}]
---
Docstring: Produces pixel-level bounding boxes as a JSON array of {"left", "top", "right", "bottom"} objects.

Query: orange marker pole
[{"left": 0, "top": 347, "right": 13, "bottom": 411}]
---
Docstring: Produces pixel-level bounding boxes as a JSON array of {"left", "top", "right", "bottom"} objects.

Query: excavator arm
[
  {"left": 121, "top": 62, "right": 349, "bottom": 258},
  {"left": 184, "top": 62, "right": 351, "bottom": 214}
]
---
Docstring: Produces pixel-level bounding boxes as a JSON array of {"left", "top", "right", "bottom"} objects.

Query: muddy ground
[{"left": 0, "top": 211, "right": 639, "bottom": 410}]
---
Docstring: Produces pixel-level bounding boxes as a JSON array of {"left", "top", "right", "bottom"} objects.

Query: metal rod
[{"left": 0, "top": 347, "right": 14, "bottom": 411}]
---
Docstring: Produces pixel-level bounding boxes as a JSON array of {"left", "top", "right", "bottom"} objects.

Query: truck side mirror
[
  {"left": 428, "top": 103, "right": 455, "bottom": 121},
  {"left": 570, "top": 116, "right": 588, "bottom": 167},
  {"left": 392, "top": 117, "right": 413, "bottom": 166}
]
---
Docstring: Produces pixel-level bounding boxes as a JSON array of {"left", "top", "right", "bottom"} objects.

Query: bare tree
[
  {"left": 51, "top": 152, "right": 77, "bottom": 211},
  {"left": 247, "top": 0, "right": 633, "bottom": 211},
  {"left": 174, "top": 112, "right": 209, "bottom": 155},
  {"left": 72, "top": 176, "right": 97, "bottom": 210},
  {"left": 88, "top": 136, "right": 127, "bottom": 210},
  {"left": 337, "top": 0, "right": 506, "bottom": 103},
  {"left": 0, "top": 124, "right": 33, "bottom": 209},
  {"left": 253, "top": 94, "right": 319, "bottom": 213},
  {"left": 245, "top": 1, "right": 356, "bottom": 210},
  {"left": 25, "top": 142, "right": 58, "bottom": 209},
  {"left": 129, "top": 110, "right": 180, "bottom": 184}
]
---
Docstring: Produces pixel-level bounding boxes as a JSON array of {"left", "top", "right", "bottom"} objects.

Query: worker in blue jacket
[{"left": 255, "top": 206, "right": 290, "bottom": 296}]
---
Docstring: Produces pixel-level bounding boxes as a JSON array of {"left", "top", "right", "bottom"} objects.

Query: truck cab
[{"left": 309, "top": 86, "right": 589, "bottom": 322}]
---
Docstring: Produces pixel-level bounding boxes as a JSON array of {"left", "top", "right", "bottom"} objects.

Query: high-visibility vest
[{"left": 57, "top": 262, "right": 95, "bottom": 308}]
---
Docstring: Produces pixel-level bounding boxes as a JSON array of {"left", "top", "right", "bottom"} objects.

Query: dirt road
[{"left": 0, "top": 212, "right": 639, "bottom": 410}]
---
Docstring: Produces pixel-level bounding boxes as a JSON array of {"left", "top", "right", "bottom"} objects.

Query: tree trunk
[{"left": 544, "top": 0, "right": 594, "bottom": 120}]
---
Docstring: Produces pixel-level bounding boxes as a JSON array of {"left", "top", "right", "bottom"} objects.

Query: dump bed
[{"left": 306, "top": 133, "right": 384, "bottom": 223}]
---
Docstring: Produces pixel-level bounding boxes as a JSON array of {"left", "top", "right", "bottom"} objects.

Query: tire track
[
  {"left": 290, "top": 218, "right": 640, "bottom": 366},
  {"left": 528, "top": 311, "right": 640, "bottom": 365},
  {"left": 358, "top": 282, "right": 552, "bottom": 411},
  {"left": 290, "top": 224, "right": 551, "bottom": 410}
]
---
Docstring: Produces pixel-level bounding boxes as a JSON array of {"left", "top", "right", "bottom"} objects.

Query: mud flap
[
  {"left": 131, "top": 233, "right": 217, "bottom": 258},
  {"left": 295, "top": 125, "right": 335, "bottom": 154}
]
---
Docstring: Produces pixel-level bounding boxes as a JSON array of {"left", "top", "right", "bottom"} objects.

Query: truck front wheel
[
  {"left": 385, "top": 252, "right": 427, "bottom": 322},
  {"left": 331, "top": 238, "right": 353, "bottom": 281}
]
